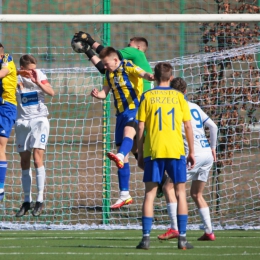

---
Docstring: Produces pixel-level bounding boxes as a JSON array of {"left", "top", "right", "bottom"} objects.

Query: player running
[
  {"left": 157, "top": 77, "right": 218, "bottom": 241},
  {"left": 15, "top": 54, "right": 55, "bottom": 217}
]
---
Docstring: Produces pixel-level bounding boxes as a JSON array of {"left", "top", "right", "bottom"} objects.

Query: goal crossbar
[{"left": 0, "top": 14, "right": 260, "bottom": 23}]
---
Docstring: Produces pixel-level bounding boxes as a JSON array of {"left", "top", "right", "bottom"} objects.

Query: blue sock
[
  {"left": 0, "top": 161, "right": 7, "bottom": 190},
  {"left": 118, "top": 163, "right": 130, "bottom": 191},
  {"left": 118, "top": 137, "right": 133, "bottom": 156},
  {"left": 177, "top": 214, "right": 188, "bottom": 235},
  {"left": 142, "top": 216, "right": 153, "bottom": 236}
]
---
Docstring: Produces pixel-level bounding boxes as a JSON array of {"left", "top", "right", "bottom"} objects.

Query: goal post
[
  {"left": 0, "top": 7, "right": 260, "bottom": 230},
  {"left": 0, "top": 14, "right": 259, "bottom": 23},
  {"left": 102, "top": 0, "right": 111, "bottom": 224}
]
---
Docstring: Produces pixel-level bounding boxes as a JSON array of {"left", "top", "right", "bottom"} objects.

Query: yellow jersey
[
  {"left": 104, "top": 59, "right": 144, "bottom": 115},
  {"left": 0, "top": 54, "right": 17, "bottom": 105},
  {"left": 137, "top": 86, "right": 191, "bottom": 160}
]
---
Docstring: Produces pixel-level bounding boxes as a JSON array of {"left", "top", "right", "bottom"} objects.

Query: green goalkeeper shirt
[{"left": 119, "top": 47, "right": 153, "bottom": 92}]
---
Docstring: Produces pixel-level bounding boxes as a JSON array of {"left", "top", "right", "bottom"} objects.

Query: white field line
[
  {"left": 1, "top": 236, "right": 260, "bottom": 240},
  {"left": 1, "top": 233, "right": 127, "bottom": 235},
  {"left": 1, "top": 231, "right": 260, "bottom": 235},
  {"left": 0, "top": 252, "right": 259, "bottom": 256},
  {"left": 0, "top": 245, "right": 260, "bottom": 249}
]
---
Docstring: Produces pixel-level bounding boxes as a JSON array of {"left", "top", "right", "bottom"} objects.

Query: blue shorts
[
  {"left": 115, "top": 109, "right": 137, "bottom": 146},
  {"left": 0, "top": 102, "right": 17, "bottom": 138},
  {"left": 143, "top": 156, "right": 187, "bottom": 184}
]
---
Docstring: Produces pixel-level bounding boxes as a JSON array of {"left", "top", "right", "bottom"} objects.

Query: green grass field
[{"left": 0, "top": 230, "right": 259, "bottom": 260}]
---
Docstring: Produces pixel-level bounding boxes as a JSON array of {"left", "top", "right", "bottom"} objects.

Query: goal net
[
  {"left": 1, "top": 42, "right": 259, "bottom": 230},
  {"left": 0, "top": 0, "right": 260, "bottom": 230}
]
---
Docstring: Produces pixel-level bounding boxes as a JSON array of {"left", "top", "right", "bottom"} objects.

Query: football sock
[
  {"left": 118, "top": 163, "right": 130, "bottom": 191},
  {"left": 36, "top": 166, "right": 46, "bottom": 202},
  {"left": 177, "top": 214, "right": 188, "bottom": 236},
  {"left": 199, "top": 207, "right": 213, "bottom": 234},
  {"left": 0, "top": 161, "right": 7, "bottom": 192},
  {"left": 115, "top": 153, "right": 124, "bottom": 162},
  {"left": 120, "top": 190, "right": 130, "bottom": 199},
  {"left": 167, "top": 203, "right": 178, "bottom": 230},
  {"left": 142, "top": 216, "right": 153, "bottom": 236},
  {"left": 133, "top": 152, "right": 138, "bottom": 160},
  {"left": 118, "top": 137, "right": 133, "bottom": 157},
  {"left": 22, "top": 168, "right": 32, "bottom": 202}
]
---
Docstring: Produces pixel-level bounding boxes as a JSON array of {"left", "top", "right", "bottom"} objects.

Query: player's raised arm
[{"left": 71, "top": 31, "right": 106, "bottom": 74}]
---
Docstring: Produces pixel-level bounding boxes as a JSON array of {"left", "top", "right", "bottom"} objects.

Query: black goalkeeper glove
[
  {"left": 71, "top": 34, "right": 91, "bottom": 53},
  {"left": 74, "top": 31, "right": 96, "bottom": 47}
]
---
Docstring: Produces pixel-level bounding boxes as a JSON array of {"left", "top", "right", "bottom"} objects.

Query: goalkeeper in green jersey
[{"left": 72, "top": 32, "right": 153, "bottom": 93}]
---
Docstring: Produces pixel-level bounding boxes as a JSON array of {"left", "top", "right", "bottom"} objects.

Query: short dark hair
[
  {"left": 20, "top": 54, "right": 37, "bottom": 67},
  {"left": 170, "top": 77, "right": 187, "bottom": 94},
  {"left": 130, "top": 37, "right": 148, "bottom": 47},
  {"left": 99, "top": 47, "right": 118, "bottom": 59},
  {"left": 0, "top": 43, "right": 4, "bottom": 48},
  {"left": 154, "top": 62, "right": 173, "bottom": 83}
]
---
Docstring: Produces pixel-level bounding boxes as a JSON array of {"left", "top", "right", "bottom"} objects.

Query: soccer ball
[{"left": 71, "top": 37, "right": 88, "bottom": 53}]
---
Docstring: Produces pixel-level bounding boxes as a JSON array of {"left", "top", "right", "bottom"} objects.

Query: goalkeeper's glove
[
  {"left": 74, "top": 31, "right": 96, "bottom": 47},
  {"left": 71, "top": 35, "right": 91, "bottom": 53}
]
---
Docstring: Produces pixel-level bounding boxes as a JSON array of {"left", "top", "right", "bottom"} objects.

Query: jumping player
[{"left": 91, "top": 47, "right": 153, "bottom": 209}]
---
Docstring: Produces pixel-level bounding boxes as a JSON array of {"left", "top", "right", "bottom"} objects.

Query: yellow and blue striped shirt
[
  {"left": 0, "top": 54, "right": 17, "bottom": 106},
  {"left": 104, "top": 59, "right": 144, "bottom": 114}
]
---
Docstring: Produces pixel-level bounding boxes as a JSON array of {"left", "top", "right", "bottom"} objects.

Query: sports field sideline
[{"left": 0, "top": 230, "right": 259, "bottom": 260}]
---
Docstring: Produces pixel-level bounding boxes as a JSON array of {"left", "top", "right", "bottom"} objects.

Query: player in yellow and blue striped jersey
[
  {"left": 0, "top": 43, "right": 17, "bottom": 201},
  {"left": 91, "top": 47, "right": 153, "bottom": 209},
  {"left": 136, "top": 62, "right": 194, "bottom": 250}
]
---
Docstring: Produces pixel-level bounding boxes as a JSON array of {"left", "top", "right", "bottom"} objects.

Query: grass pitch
[{"left": 0, "top": 230, "right": 259, "bottom": 260}]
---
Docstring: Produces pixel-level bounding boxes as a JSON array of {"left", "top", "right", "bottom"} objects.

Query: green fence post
[
  {"left": 26, "top": 0, "right": 32, "bottom": 53},
  {"left": 102, "top": 0, "right": 111, "bottom": 225},
  {"left": 179, "top": 0, "right": 185, "bottom": 77}
]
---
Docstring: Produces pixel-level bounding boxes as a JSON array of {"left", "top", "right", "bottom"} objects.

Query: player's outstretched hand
[
  {"left": 186, "top": 153, "right": 195, "bottom": 170},
  {"left": 74, "top": 31, "right": 95, "bottom": 46},
  {"left": 91, "top": 88, "right": 99, "bottom": 98}
]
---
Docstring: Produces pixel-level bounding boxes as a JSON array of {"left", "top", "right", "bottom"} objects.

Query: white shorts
[
  {"left": 186, "top": 152, "right": 213, "bottom": 182},
  {"left": 15, "top": 117, "right": 50, "bottom": 153}
]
